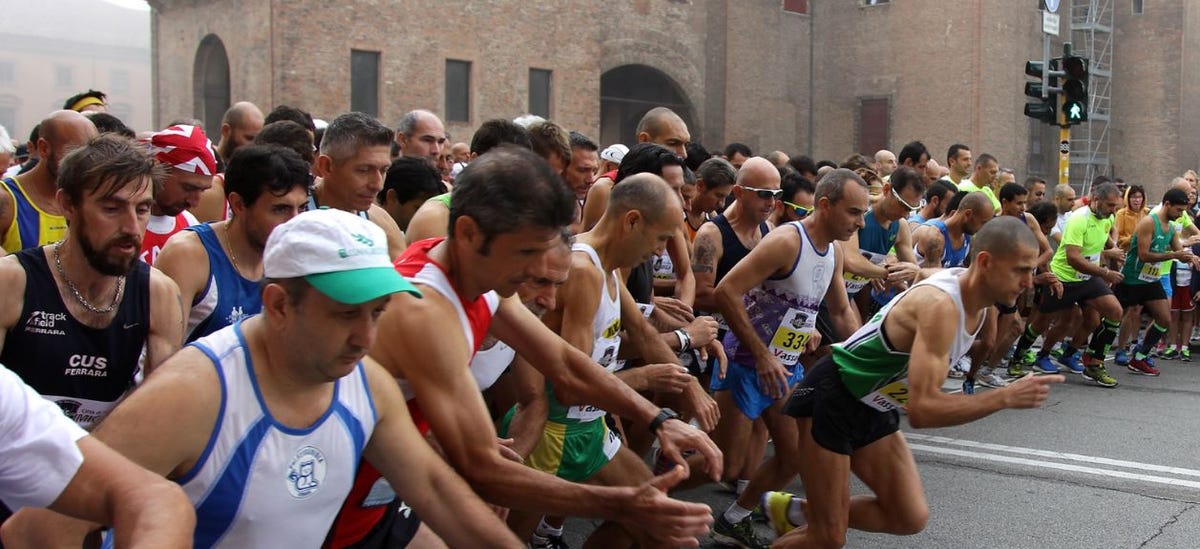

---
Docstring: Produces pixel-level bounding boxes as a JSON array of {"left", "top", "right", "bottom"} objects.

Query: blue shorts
[
  {"left": 709, "top": 359, "right": 804, "bottom": 420},
  {"left": 1162, "top": 274, "right": 1174, "bottom": 298}
]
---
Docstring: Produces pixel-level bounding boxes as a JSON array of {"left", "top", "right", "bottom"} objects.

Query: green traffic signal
[{"left": 1063, "top": 99, "right": 1087, "bottom": 122}]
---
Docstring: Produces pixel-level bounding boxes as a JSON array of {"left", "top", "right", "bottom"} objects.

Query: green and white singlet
[
  {"left": 1121, "top": 214, "right": 1174, "bottom": 285},
  {"left": 834, "top": 268, "right": 986, "bottom": 412}
]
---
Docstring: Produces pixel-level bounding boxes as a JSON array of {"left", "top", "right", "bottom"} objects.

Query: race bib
[
  {"left": 860, "top": 377, "right": 910, "bottom": 412},
  {"left": 1077, "top": 253, "right": 1101, "bottom": 280},
  {"left": 844, "top": 251, "right": 888, "bottom": 294},
  {"left": 1177, "top": 260, "right": 1193, "bottom": 286},
  {"left": 635, "top": 302, "right": 655, "bottom": 318},
  {"left": 566, "top": 404, "right": 607, "bottom": 422},
  {"left": 768, "top": 307, "right": 816, "bottom": 366},
  {"left": 1139, "top": 261, "right": 1162, "bottom": 283}
]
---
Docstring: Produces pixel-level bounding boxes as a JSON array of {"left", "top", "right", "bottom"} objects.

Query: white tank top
[
  {"left": 726, "top": 222, "right": 836, "bottom": 367},
  {"left": 470, "top": 339, "right": 516, "bottom": 391},
  {"left": 572, "top": 243, "right": 623, "bottom": 370},
  {"left": 180, "top": 323, "right": 377, "bottom": 549}
]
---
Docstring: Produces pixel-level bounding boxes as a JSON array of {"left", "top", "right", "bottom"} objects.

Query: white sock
[
  {"left": 535, "top": 518, "right": 562, "bottom": 537},
  {"left": 724, "top": 503, "right": 753, "bottom": 523},
  {"left": 735, "top": 479, "right": 749, "bottom": 496},
  {"left": 787, "top": 498, "right": 806, "bottom": 527}
]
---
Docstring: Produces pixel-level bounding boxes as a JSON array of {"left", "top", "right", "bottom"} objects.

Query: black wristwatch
[{"left": 648, "top": 407, "right": 681, "bottom": 434}]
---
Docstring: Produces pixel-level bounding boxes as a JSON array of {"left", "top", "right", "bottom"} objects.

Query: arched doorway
[
  {"left": 193, "top": 34, "right": 229, "bottom": 135},
  {"left": 599, "top": 65, "right": 695, "bottom": 146}
]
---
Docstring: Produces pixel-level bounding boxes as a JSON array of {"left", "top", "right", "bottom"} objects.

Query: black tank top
[
  {"left": 0, "top": 247, "right": 151, "bottom": 429},
  {"left": 712, "top": 213, "right": 769, "bottom": 282}
]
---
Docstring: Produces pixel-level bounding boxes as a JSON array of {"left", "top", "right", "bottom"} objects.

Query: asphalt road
[{"left": 559, "top": 354, "right": 1200, "bottom": 548}]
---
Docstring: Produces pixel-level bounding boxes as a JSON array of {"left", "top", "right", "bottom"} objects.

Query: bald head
[
  {"left": 223, "top": 101, "right": 264, "bottom": 128},
  {"left": 874, "top": 149, "right": 897, "bottom": 176},
  {"left": 396, "top": 109, "right": 447, "bottom": 164},
  {"left": 219, "top": 102, "right": 265, "bottom": 161},
  {"left": 607, "top": 172, "right": 678, "bottom": 226},
  {"left": 736, "top": 157, "right": 781, "bottom": 188},
  {"left": 1170, "top": 177, "right": 1192, "bottom": 193},
  {"left": 969, "top": 215, "right": 1037, "bottom": 263},
  {"left": 959, "top": 191, "right": 995, "bottom": 216},
  {"left": 38, "top": 110, "right": 98, "bottom": 177},
  {"left": 635, "top": 107, "right": 690, "bottom": 158}
]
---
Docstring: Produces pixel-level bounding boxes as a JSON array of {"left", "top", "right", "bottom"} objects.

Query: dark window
[
  {"left": 857, "top": 98, "right": 889, "bottom": 156},
  {"left": 350, "top": 50, "right": 380, "bottom": 116},
  {"left": 529, "top": 69, "right": 552, "bottom": 118},
  {"left": 446, "top": 60, "right": 471, "bottom": 123},
  {"left": 193, "top": 34, "right": 230, "bottom": 134},
  {"left": 783, "top": 0, "right": 808, "bottom": 14},
  {"left": 1132, "top": 0, "right": 1143, "bottom": 14}
]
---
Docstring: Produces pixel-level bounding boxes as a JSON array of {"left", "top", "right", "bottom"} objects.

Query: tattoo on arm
[{"left": 692, "top": 236, "right": 716, "bottom": 274}]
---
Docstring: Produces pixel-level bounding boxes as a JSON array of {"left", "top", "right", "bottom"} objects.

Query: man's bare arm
[
  {"left": 503, "top": 356, "right": 548, "bottom": 459},
  {"left": 404, "top": 200, "right": 449, "bottom": 246},
  {"left": 841, "top": 231, "right": 889, "bottom": 279},
  {"left": 153, "top": 231, "right": 210, "bottom": 330},
  {"left": 824, "top": 244, "right": 862, "bottom": 341},
  {"left": 144, "top": 269, "right": 185, "bottom": 375},
  {"left": 360, "top": 358, "right": 523, "bottom": 549},
  {"left": 691, "top": 223, "right": 723, "bottom": 312},
  {"left": 367, "top": 203, "right": 407, "bottom": 259},
  {"left": 668, "top": 225, "right": 696, "bottom": 306},
  {"left": 0, "top": 256, "right": 28, "bottom": 351},
  {"left": 581, "top": 178, "right": 613, "bottom": 231}
]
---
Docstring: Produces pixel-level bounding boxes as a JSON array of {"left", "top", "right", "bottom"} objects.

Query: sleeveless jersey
[
  {"left": 0, "top": 247, "right": 150, "bottom": 428},
  {"left": 427, "top": 192, "right": 452, "bottom": 208},
  {"left": 547, "top": 243, "right": 623, "bottom": 425},
  {"left": 725, "top": 222, "right": 836, "bottom": 367},
  {"left": 834, "top": 268, "right": 985, "bottom": 412},
  {"left": 711, "top": 213, "right": 770, "bottom": 282},
  {"left": 181, "top": 323, "right": 377, "bottom": 549},
  {"left": 186, "top": 224, "right": 261, "bottom": 342},
  {"left": 844, "top": 209, "right": 899, "bottom": 295},
  {"left": 471, "top": 339, "right": 516, "bottom": 391},
  {"left": 1121, "top": 215, "right": 1173, "bottom": 285},
  {"left": 1, "top": 176, "right": 66, "bottom": 252},
  {"left": 140, "top": 211, "right": 198, "bottom": 265},
  {"left": 913, "top": 219, "right": 969, "bottom": 268}
]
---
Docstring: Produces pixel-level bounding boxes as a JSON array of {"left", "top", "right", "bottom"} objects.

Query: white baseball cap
[
  {"left": 600, "top": 144, "right": 628, "bottom": 164},
  {"left": 264, "top": 208, "right": 420, "bottom": 304}
]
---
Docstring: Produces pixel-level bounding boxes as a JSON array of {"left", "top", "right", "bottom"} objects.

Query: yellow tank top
[{"left": 1, "top": 176, "right": 67, "bottom": 252}]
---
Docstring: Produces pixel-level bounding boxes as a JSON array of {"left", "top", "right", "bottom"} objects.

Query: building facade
[{"left": 149, "top": 0, "right": 1194, "bottom": 197}]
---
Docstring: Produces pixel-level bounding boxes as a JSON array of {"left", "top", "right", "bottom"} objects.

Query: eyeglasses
[
  {"left": 784, "top": 201, "right": 813, "bottom": 218},
  {"left": 893, "top": 191, "right": 926, "bottom": 212},
  {"left": 741, "top": 185, "right": 782, "bottom": 201}
]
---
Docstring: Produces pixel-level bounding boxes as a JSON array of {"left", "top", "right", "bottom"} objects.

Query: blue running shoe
[
  {"left": 1034, "top": 355, "right": 1062, "bottom": 374},
  {"left": 1054, "top": 352, "right": 1083, "bottom": 374},
  {"left": 1115, "top": 349, "right": 1130, "bottom": 366}
]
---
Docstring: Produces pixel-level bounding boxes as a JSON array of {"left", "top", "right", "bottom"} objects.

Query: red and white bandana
[{"left": 146, "top": 125, "right": 217, "bottom": 176}]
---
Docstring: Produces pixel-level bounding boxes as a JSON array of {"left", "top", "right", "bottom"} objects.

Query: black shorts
[
  {"left": 1114, "top": 282, "right": 1168, "bottom": 308},
  {"left": 1037, "top": 277, "right": 1113, "bottom": 314},
  {"left": 815, "top": 302, "right": 835, "bottom": 347},
  {"left": 782, "top": 356, "right": 899, "bottom": 456},
  {"left": 338, "top": 500, "right": 421, "bottom": 549}
]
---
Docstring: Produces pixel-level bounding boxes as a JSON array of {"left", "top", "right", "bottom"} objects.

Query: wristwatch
[{"left": 648, "top": 407, "right": 681, "bottom": 434}]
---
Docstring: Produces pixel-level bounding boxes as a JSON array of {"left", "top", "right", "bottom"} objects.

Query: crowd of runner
[{"left": 2, "top": 88, "right": 1195, "bottom": 548}]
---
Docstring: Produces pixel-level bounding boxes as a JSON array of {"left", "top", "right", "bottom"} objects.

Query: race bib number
[
  {"left": 1139, "top": 261, "right": 1162, "bottom": 283},
  {"left": 1077, "top": 253, "right": 1101, "bottom": 280},
  {"left": 860, "top": 378, "right": 910, "bottom": 412},
  {"left": 768, "top": 308, "right": 816, "bottom": 366},
  {"left": 844, "top": 251, "right": 887, "bottom": 294},
  {"left": 566, "top": 404, "right": 607, "bottom": 422}
]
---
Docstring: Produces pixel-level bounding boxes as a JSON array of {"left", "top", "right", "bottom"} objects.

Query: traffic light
[
  {"left": 1060, "top": 55, "right": 1089, "bottom": 124},
  {"left": 1023, "top": 60, "right": 1059, "bottom": 124}
]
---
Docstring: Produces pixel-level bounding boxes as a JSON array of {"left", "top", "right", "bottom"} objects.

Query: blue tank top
[
  {"left": 0, "top": 247, "right": 150, "bottom": 429},
  {"left": 858, "top": 209, "right": 900, "bottom": 256},
  {"left": 186, "top": 224, "right": 262, "bottom": 343},
  {"left": 927, "top": 219, "right": 969, "bottom": 268}
]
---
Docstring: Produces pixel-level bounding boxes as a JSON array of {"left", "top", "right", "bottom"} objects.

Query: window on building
[
  {"left": 110, "top": 69, "right": 129, "bottom": 94},
  {"left": 783, "top": 0, "right": 808, "bottom": 14},
  {"left": 55, "top": 65, "right": 72, "bottom": 89},
  {"left": 446, "top": 60, "right": 471, "bottom": 123},
  {"left": 0, "top": 61, "right": 13, "bottom": 84},
  {"left": 529, "top": 69, "right": 552, "bottom": 118},
  {"left": 1132, "top": 0, "right": 1143, "bottom": 14},
  {"left": 857, "top": 98, "right": 889, "bottom": 156},
  {"left": 350, "top": 50, "right": 380, "bottom": 117}
]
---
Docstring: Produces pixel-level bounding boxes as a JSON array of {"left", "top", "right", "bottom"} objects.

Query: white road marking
[{"left": 907, "top": 433, "right": 1200, "bottom": 489}]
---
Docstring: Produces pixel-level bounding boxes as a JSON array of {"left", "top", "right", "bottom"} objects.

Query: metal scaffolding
[{"left": 1070, "top": 0, "right": 1113, "bottom": 191}]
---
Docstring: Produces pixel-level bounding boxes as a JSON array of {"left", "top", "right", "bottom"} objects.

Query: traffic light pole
[{"left": 1059, "top": 118, "right": 1070, "bottom": 187}]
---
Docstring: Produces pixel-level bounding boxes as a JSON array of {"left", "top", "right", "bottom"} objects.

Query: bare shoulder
[
  {"left": 148, "top": 265, "right": 183, "bottom": 298},
  {"left": 0, "top": 254, "right": 28, "bottom": 330},
  {"left": 156, "top": 230, "right": 206, "bottom": 266}
]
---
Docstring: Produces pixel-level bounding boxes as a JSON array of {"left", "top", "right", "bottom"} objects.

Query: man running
[
  {"left": 155, "top": 145, "right": 310, "bottom": 342},
  {"left": 711, "top": 168, "right": 864, "bottom": 548},
  {"left": 2, "top": 209, "right": 523, "bottom": 549},
  {"left": 762, "top": 217, "right": 1064, "bottom": 547},
  {"left": 371, "top": 147, "right": 721, "bottom": 547},
  {"left": 1114, "top": 188, "right": 1198, "bottom": 375}
]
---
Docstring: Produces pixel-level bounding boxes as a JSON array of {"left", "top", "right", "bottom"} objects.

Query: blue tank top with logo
[{"left": 185, "top": 224, "right": 262, "bottom": 342}]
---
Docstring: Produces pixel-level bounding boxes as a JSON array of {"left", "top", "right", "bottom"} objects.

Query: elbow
[{"left": 905, "top": 403, "right": 937, "bottom": 430}]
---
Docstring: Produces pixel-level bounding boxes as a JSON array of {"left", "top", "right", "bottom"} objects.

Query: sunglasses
[
  {"left": 894, "top": 191, "right": 926, "bottom": 212},
  {"left": 741, "top": 185, "right": 783, "bottom": 200},
  {"left": 784, "top": 201, "right": 813, "bottom": 218}
]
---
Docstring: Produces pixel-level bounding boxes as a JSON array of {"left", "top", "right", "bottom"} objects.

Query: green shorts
[{"left": 500, "top": 407, "right": 621, "bottom": 482}]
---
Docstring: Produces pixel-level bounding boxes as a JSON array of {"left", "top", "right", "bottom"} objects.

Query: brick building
[{"left": 148, "top": 0, "right": 1195, "bottom": 197}]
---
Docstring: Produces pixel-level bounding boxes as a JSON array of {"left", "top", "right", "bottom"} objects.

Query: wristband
[
  {"left": 674, "top": 328, "right": 692, "bottom": 352},
  {"left": 648, "top": 407, "right": 680, "bottom": 434}
]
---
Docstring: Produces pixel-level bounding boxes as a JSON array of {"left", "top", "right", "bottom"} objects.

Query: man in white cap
[
  {"left": 598, "top": 143, "right": 628, "bottom": 178},
  {"left": 3, "top": 208, "right": 523, "bottom": 549}
]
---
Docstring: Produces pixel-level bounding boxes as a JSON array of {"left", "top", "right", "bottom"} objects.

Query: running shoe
[
  {"left": 1182, "top": 348, "right": 1191, "bottom": 362},
  {"left": 712, "top": 514, "right": 768, "bottom": 549},
  {"left": 1035, "top": 355, "right": 1063, "bottom": 374},
  {"left": 1083, "top": 363, "right": 1119, "bottom": 387},
  {"left": 1160, "top": 347, "right": 1179, "bottom": 360},
  {"left": 761, "top": 491, "right": 802, "bottom": 537},
  {"left": 531, "top": 532, "right": 570, "bottom": 549},
  {"left": 1114, "top": 348, "right": 1130, "bottom": 366},
  {"left": 1049, "top": 345, "right": 1065, "bottom": 360},
  {"left": 1053, "top": 352, "right": 1082, "bottom": 374},
  {"left": 1021, "top": 349, "right": 1037, "bottom": 364},
  {"left": 1007, "top": 360, "right": 1027, "bottom": 378},
  {"left": 1127, "top": 357, "right": 1161, "bottom": 376},
  {"left": 977, "top": 370, "right": 1009, "bottom": 388}
]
